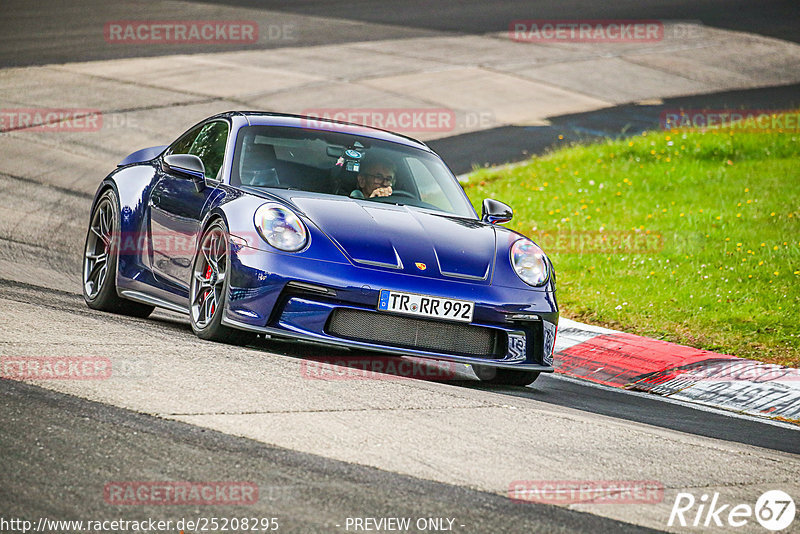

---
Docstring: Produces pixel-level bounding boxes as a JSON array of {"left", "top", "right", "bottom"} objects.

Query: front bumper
[{"left": 224, "top": 245, "right": 558, "bottom": 371}]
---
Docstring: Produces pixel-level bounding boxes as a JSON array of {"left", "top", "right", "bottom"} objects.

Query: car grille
[{"left": 326, "top": 308, "right": 504, "bottom": 358}]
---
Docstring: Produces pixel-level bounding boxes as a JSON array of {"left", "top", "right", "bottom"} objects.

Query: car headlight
[
  {"left": 254, "top": 203, "right": 308, "bottom": 252},
  {"left": 510, "top": 239, "right": 549, "bottom": 286}
]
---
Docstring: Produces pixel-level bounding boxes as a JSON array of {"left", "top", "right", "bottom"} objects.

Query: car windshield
[{"left": 230, "top": 125, "right": 476, "bottom": 218}]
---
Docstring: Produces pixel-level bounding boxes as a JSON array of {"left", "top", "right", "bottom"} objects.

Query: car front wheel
[{"left": 189, "top": 220, "right": 255, "bottom": 345}]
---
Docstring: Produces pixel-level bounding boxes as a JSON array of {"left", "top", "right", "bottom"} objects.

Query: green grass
[{"left": 463, "top": 123, "right": 800, "bottom": 366}]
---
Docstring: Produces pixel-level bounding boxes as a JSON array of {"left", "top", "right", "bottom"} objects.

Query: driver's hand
[{"left": 370, "top": 186, "right": 393, "bottom": 198}]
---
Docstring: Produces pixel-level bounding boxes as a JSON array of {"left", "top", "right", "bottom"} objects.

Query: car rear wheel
[
  {"left": 189, "top": 220, "right": 255, "bottom": 345},
  {"left": 83, "top": 189, "right": 154, "bottom": 318},
  {"left": 473, "top": 365, "right": 540, "bottom": 386}
]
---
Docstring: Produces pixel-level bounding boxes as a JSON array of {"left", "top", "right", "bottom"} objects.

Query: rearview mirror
[
  {"left": 163, "top": 154, "right": 206, "bottom": 192},
  {"left": 481, "top": 199, "right": 513, "bottom": 224}
]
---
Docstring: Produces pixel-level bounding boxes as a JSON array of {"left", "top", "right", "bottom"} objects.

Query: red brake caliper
[{"left": 203, "top": 265, "right": 214, "bottom": 315}]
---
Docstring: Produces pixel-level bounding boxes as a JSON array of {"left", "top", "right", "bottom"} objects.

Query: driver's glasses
[{"left": 363, "top": 172, "right": 396, "bottom": 186}]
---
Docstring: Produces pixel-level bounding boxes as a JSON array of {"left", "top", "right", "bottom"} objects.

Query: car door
[{"left": 149, "top": 120, "right": 229, "bottom": 290}]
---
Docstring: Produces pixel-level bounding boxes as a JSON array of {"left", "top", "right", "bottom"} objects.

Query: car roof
[{"left": 211, "top": 111, "right": 432, "bottom": 152}]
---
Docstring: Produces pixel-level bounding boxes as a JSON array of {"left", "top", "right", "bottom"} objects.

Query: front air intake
[{"left": 326, "top": 308, "right": 504, "bottom": 358}]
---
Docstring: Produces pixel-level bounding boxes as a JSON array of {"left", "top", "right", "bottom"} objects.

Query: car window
[
  {"left": 188, "top": 121, "right": 229, "bottom": 181},
  {"left": 406, "top": 158, "right": 456, "bottom": 213},
  {"left": 231, "top": 125, "right": 476, "bottom": 218},
  {"left": 168, "top": 124, "right": 204, "bottom": 156},
  {"left": 167, "top": 121, "right": 229, "bottom": 181}
]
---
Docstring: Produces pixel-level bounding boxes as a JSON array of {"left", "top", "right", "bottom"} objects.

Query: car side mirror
[
  {"left": 481, "top": 198, "right": 513, "bottom": 224},
  {"left": 163, "top": 154, "right": 206, "bottom": 192}
]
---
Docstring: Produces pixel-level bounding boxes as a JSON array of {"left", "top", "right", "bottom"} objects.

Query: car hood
[{"left": 278, "top": 192, "right": 495, "bottom": 282}]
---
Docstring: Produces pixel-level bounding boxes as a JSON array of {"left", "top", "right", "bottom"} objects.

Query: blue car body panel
[
  {"left": 91, "top": 112, "right": 559, "bottom": 371},
  {"left": 117, "top": 145, "right": 168, "bottom": 167}
]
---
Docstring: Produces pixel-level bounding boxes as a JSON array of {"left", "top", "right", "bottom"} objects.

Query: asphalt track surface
[
  {"left": 1, "top": 0, "right": 799, "bottom": 67},
  {"left": 1, "top": 379, "right": 655, "bottom": 534},
  {"left": 209, "top": 0, "right": 800, "bottom": 43},
  {"left": 1, "top": 1, "right": 798, "bottom": 533}
]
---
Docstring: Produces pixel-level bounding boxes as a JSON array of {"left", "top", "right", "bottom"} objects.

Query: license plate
[{"left": 377, "top": 290, "right": 474, "bottom": 323}]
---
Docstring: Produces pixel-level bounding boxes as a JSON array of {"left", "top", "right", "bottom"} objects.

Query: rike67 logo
[{"left": 668, "top": 490, "right": 795, "bottom": 531}]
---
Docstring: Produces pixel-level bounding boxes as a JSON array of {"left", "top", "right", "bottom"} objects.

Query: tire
[
  {"left": 473, "top": 365, "right": 540, "bottom": 386},
  {"left": 83, "top": 189, "right": 154, "bottom": 318},
  {"left": 189, "top": 220, "right": 255, "bottom": 345}
]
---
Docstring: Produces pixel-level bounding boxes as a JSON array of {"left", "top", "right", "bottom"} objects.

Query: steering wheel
[{"left": 387, "top": 190, "right": 414, "bottom": 199}]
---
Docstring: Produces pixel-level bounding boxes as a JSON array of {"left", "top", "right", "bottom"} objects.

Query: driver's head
[{"left": 357, "top": 158, "right": 396, "bottom": 198}]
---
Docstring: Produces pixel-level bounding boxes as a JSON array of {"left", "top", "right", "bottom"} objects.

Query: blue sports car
[{"left": 83, "top": 112, "right": 558, "bottom": 385}]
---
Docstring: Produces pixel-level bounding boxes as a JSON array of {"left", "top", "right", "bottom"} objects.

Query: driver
[{"left": 350, "top": 158, "right": 396, "bottom": 199}]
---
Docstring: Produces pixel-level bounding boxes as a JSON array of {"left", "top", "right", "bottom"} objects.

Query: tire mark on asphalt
[{"left": 0, "top": 171, "right": 93, "bottom": 200}]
